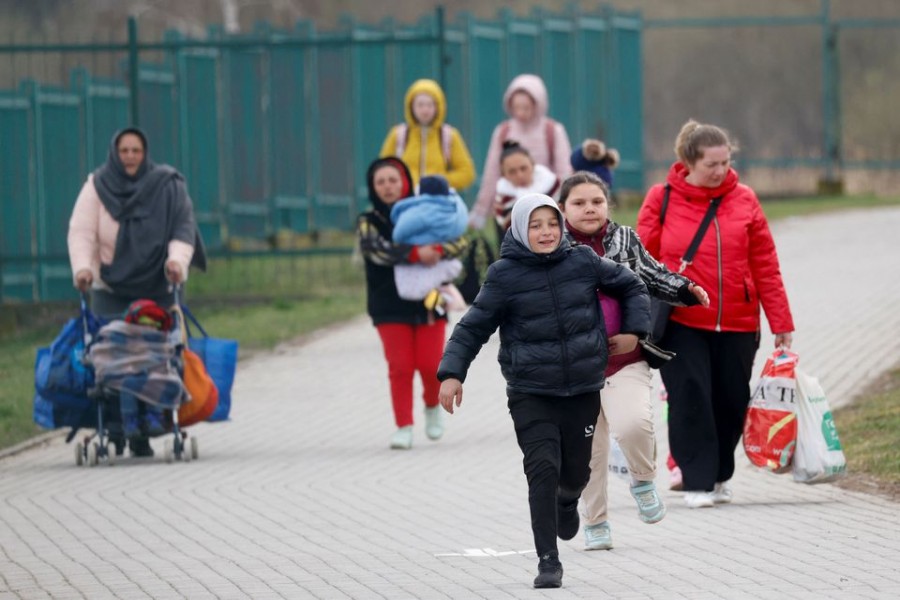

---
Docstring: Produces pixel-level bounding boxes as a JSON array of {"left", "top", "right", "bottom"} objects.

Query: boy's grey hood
[{"left": 509, "top": 193, "right": 564, "bottom": 248}]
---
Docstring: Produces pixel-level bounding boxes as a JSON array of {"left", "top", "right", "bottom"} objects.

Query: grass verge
[{"left": 832, "top": 368, "right": 900, "bottom": 501}]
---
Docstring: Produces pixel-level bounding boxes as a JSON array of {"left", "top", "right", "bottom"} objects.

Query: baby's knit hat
[{"left": 419, "top": 175, "right": 450, "bottom": 196}]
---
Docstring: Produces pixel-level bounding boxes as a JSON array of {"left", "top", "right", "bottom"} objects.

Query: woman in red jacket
[{"left": 636, "top": 120, "right": 795, "bottom": 509}]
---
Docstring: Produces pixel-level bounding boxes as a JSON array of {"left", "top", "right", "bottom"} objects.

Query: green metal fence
[
  {"left": 0, "top": 5, "right": 644, "bottom": 303},
  {"left": 642, "top": 0, "right": 900, "bottom": 185}
]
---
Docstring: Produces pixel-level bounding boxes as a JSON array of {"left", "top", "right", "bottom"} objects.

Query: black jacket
[
  {"left": 437, "top": 232, "right": 650, "bottom": 396},
  {"left": 357, "top": 157, "right": 468, "bottom": 325}
]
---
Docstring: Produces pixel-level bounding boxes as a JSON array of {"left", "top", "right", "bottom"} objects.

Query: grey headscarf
[
  {"left": 93, "top": 128, "right": 206, "bottom": 298},
  {"left": 509, "top": 193, "right": 564, "bottom": 249}
]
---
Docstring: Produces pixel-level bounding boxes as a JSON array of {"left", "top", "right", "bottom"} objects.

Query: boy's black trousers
[
  {"left": 660, "top": 321, "right": 759, "bottom": 492},
  {"left": 508, "top": 390, "right": 601, "bottom": 558}
]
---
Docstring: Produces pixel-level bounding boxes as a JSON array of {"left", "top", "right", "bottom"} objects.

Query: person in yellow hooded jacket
[{"left": 380, "top": 79, "right": 476, "bottom": 192}]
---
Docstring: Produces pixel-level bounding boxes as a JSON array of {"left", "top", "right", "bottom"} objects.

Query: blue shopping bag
[
  {"left": 181, "top": 304, "right": 238, "bottom": 421},
  {"left": 33, "top": 387, "right": 95, "bottom": 431},
  {"left": 33, "top": 297, "right": 105, "bottom": 429}
]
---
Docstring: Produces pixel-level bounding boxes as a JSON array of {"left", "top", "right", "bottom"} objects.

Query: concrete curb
[{"left": 0, "top": 429, "right": 65, "bottom": 461}]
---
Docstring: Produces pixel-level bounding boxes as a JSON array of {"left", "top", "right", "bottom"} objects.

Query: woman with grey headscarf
[
  {"left": 69, "top": 127, "right": 205, "bottom": 312},
  {"left": 68, "top": 127, "right": 206, "bottom": 456}
]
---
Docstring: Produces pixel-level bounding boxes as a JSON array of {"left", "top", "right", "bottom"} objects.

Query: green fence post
[
  {"left": 436, "top": 6, "right": 447, "bottom": 92},
  {"left": 820, "top": 0, "right": 843, "bottom": 189},
  {"left": 298, "top": 20, "right": 320, "bottom": 232},
  {"left": 128, "top": 16, "right": 140, "bottom": 126}
]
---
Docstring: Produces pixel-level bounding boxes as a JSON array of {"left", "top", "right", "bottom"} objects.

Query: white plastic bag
[
  {"left": 792, "top": 370, "right": 847, "bottom": 484},
  {"left": 608, "top": 436, "right": 630, "bottom": 482}
]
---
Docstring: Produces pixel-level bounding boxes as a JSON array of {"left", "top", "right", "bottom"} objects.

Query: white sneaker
[
  {"left": 390, "top": 426, "right": 413, "bottom": 450},
  {"left": 683, "top": 491, "right": 716, "bottom": 508},
  {"left": 424, "top": 406, "right": 444, "bottom": 440},
  {"left": 712, "top": 481, "right": 733, "bottom": 504}
]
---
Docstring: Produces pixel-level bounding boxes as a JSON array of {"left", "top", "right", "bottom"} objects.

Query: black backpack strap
[
  {"left": 660, "top": 184, "right": 671, "bottom": 225},
  {"left": 678, "top": 195, "right": 724, "bottom": 273}
]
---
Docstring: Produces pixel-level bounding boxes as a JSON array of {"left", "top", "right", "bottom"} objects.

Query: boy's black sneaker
[
  {"left": 533, "top": 553, "right": 563, "bottom": 589},
  {"left": 557, "top": 498, "right": 580, "bottom": 541}
]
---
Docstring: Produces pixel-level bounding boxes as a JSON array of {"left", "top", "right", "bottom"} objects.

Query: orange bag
[
  {"left": 172, "top": 304, "right": 219, "bottom": 427},
  {"left": 743, "top": 350, "right": 799, "bottom": 473},
  {"left": 178, "top": 347, "right": 219, "bottom": 427}
]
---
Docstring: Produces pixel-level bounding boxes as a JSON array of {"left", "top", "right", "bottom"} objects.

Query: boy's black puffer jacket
[{"left": 437, "top": 233, "right": 650, "bottom": 396}]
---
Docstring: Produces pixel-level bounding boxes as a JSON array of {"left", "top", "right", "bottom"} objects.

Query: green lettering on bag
[{"left": 820, "top": 411, "right": 842, "bottom": 451}]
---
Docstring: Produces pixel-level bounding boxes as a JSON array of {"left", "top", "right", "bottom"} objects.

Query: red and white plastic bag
[{"left": 743, "top": 350, "right": 799, "bottom": 473}]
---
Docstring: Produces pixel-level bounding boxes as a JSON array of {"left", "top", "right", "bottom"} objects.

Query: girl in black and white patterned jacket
[{"left": 558, "top": 170, "right": 709, "bottom": 552}]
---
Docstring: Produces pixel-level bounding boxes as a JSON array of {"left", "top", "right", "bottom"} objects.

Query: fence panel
[
  {"left": 270, "top": 42, "right": 311, "bottom": 234},
  {"left": 177, "top": 48, "right": 225, "bottom": 248},
  {"left": 462, "top": 17, "right": 506, "bottom": 169},
  {"left": 642, "top": 22, "right": 824, "bottom": 190},
  {"left": 27, "top": 81, "right": 84, "bottom": 300},
  {"left": 315, "top": 42, "right": 356, "bottom": 230},
  {"left": 442, "top": 29, "right": 469, "bottom": 170},
  {"left": 394, "top": 20, "right": 440, "bottom": 97},
  {"left": 539, "top": 15, "right": 576, "bottom": 137},
  {"left": 138, "top": 63, "right": 179, "bottom": 167},
  {"left": 573, "top": 17, "right": 609, "bottom": 146},
  {"left": 0, "top": 5, "right": 649, "bottom": 303},
  {"left": 71, "top": 68, "right": 130, "bottom": 170},
  {"left": 504, "top": 13, "right": 541, "bottom": 80},
  {"left": 0, "top": 93, "right": 35, "bottom": 301},
  {"left": 351, "top": 24, "right": 391, "bottom": 202},
  {"left": 839, "top": 27, "right": 900, "bottom": 167},
  {"left": 223, "top": 45, "right": 268, "bottom": 239},
  {"left": 608, "top": 14, "right": 643, "bottom": 191}
]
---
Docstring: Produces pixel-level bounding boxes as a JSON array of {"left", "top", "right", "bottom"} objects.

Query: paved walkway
[{"left": 1, "top": 207, "right": 899, "bottom": 600}]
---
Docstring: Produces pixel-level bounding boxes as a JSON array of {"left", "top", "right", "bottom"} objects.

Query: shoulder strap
[
  {"left": 394, "top": 124, "right": 408, "bottom": 158},
  {"left": 678, "top": 194, "right": 724, "bottom": 273},
  {"left": 498, "top": 120, "right": 511, "bottom": 144},
  {"left": 440, "top": 123, "right": 453, "bottom": 168},
  {"left": 660, "top": 183, "right": 671, "bottom": 225},
  {"left": 544, "top": 119, "right": 555, "bottom": 167}
]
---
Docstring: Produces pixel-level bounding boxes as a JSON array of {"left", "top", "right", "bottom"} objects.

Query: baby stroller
[{"left": 77, "top": 293, "right": 198, "bottom": 466}]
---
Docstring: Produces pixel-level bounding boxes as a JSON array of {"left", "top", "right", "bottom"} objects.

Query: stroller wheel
[
  {"left": 87, "top": 443, "right": 99, "bottom": 467},
  {"left": 106, "top": 443, "right": 116, "bottom": 466},
  {"left": 75, "top": 442, "right": 85, "bottom": 466},
  {"left": 190, "top": 436, "right": 199, "bottom": 460}
]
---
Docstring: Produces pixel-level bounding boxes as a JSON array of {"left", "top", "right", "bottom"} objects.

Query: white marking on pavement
[{"left": 434, "top": 548, "right": 535, "bottom": 557}]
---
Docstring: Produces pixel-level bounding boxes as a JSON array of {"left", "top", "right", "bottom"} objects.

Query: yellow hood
[{"left": 403, "top": 79, "right": 447, "bottom": 127}]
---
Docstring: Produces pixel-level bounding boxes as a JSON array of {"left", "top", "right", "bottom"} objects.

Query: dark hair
[
  {"left": 499, "top": 139, "right": 533, "bottom": 166},
  {"left": 558, "top": 171, "right": 611, "bottom": 207},
  {"left": 368, "top": 157, "right": 413, "bottom": 202},
  {"left": 674, "top": 119, "right": 738, "bottom": 166}
]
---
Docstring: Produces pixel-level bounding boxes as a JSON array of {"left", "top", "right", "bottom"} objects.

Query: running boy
[{"left": 437, "top": 194, "right": 650, "bottom": 589}]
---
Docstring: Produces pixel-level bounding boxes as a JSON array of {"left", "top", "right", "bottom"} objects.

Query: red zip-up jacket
[{"left": 636, "top": 163, "right": 794, "bottom": 335}]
